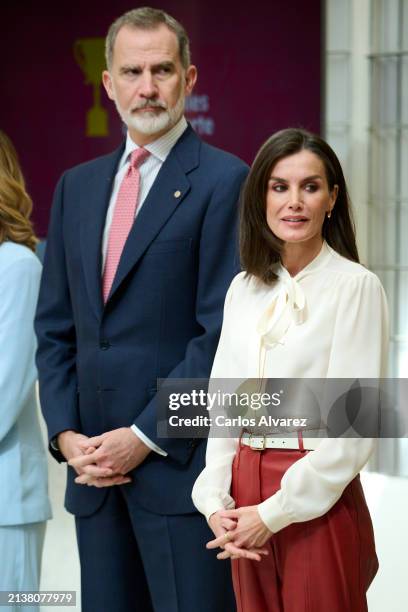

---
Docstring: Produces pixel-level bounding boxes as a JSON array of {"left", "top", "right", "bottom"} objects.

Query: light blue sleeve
[{"left": 0, "top": 256, "right": 41, "bottom": 443}]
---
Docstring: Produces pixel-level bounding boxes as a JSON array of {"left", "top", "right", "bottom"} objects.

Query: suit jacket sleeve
[
  {"left": 34, "top": 173, "right": 80, "bottom": 461},
  {"left": 0, "top": 257, "right": 40, "bottom": 443},
  {"left": 134, "top": 162, "right": 249, "bottom": 463}
]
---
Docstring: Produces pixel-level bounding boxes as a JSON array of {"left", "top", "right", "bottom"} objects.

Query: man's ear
[
  {"left": 102, "top": 70, "right": 115, "bottom": 101},
  {"left": 185, "top": 65, "right": 198, "bottom": 95}
]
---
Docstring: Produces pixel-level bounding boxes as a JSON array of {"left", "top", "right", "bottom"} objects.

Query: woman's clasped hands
[{"left": 207, "top": 505, "right": 272, "bottom": 562}]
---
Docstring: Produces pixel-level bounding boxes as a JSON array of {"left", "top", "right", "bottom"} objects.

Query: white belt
[{"left": 241, "top": 432, "right": 322, "bottom": 451}]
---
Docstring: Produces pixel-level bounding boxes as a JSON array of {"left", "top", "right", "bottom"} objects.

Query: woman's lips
[{"left": 281, "top": 217, "right": 308, "bottom": 223}]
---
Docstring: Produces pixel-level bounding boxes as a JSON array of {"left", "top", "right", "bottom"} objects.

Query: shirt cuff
[
  {"left": 131, "top": 424, "right": 168, "bottom": 457},
  {"left": 50, "top": 436, "right": 60, "bottom": 451},
  {"left": 257, "top": 493, "right": 293, "bottom": 534},
  {"left": 204, "top": 499, "right": 232, "bottom": 523}
]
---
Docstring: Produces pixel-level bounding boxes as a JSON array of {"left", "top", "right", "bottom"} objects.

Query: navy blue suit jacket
[{"left": 35, "top": 126, "right": 248, "bottom": 518}]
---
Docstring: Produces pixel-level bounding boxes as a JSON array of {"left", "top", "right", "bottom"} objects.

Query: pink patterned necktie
[{"left": 102, "top": 147, "right": 150, "bottom": 303}]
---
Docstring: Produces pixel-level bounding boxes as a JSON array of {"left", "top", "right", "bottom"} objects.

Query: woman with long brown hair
[
  {"left": 0, "top": 130, "right": 51, "bottom": 608},
  {"left": 193, "top": 128, "right": 388, "bottom": 611}
]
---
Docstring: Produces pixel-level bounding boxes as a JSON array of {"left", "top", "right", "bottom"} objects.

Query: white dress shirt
[
  {"left": 192, "top": 242, "right": 389, "bottom": 532},
  {"left": 102, "top": 117, "right": 188, "bottom": 456}
]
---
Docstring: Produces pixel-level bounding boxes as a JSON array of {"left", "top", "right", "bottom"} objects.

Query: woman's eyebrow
[{"left": 269, "top": 174, "right": 323, "bottom": 182}]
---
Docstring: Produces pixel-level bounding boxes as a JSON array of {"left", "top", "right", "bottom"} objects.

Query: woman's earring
[{"left": 327, "top": 210, "right": 332, "bottom": 219}]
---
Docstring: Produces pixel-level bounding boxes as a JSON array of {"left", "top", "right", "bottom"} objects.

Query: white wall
[{"left": 364, "top": 471, "right": 408, "bottom": 611}]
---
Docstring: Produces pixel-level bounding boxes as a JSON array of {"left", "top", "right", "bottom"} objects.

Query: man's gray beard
[{"left": 116, "top": 93, "right": 185, "bottom": 135}]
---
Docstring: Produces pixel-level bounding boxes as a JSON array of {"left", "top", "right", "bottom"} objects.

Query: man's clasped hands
[{"left": 60, "top": 428, "right": 272, "bottom": 562}]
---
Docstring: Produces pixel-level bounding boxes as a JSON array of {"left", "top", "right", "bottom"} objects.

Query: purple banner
[{"left": 1, "top": 0, "right": 321, "bottom": 236}]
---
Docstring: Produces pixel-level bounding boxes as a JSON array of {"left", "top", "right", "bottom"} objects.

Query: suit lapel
[
  {"left": 80, "top": 145, "right": 124, "bottom": 320},
  {"left": 107, "top": 126, "right": 201, "bottom": 303}
]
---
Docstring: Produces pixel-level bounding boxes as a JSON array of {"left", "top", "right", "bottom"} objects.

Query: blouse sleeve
[
  {"left": 257, "top": 271, "right": 389, "bottom": 533},
  {"left": 191, "top": 275, "right": 242, "bottom": 521}
]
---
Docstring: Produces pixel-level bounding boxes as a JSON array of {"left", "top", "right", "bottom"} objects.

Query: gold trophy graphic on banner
[{"left": 74, "top": 37, "right": 108, "bottom": 137}]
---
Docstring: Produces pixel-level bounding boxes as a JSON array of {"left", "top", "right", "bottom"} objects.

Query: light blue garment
[
  {"left": 0, "top": 521, "right": 46, "bottom": 612},
  {"left": 0, "top": 241, "right": 52, "bottom": 526}
]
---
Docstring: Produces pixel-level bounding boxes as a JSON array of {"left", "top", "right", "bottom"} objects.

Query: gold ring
[{"left": 224, "top": 532, "right": 232, "bottom": 541}]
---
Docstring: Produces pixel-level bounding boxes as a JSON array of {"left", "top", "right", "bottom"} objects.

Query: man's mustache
[{"left": 131, "top": 100, "right": 167, "bottom": 111}]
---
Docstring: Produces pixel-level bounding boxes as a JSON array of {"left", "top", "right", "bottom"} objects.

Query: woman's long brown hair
[
  {"left": 240, "top": 128, "right": 359, "bottom": 285},
  {"left": 0, "top": 130, "right": 37, "bottom": 252}
]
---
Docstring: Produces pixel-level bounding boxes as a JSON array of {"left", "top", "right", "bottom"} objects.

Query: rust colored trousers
[{"left": 231, "top": 445, "right": 378, "bottom": 612}]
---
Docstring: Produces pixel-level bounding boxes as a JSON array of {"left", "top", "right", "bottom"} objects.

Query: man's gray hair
[{"left": 105, "top": 6, "right": 191, "bottom": 70}]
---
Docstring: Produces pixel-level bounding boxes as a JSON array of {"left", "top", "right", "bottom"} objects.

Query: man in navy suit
[{"left": 35, "top": 7, "right": 248, "bottom": 612}]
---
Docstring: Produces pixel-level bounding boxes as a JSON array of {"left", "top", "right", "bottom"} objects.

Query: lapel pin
[{"left": 174, "top": 190, "right": 181, "bottom": 198}]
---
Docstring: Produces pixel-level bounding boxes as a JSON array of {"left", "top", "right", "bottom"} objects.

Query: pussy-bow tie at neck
[
  {"left": 257, "top": 271, "right": 307, "bottom": 349},
  {"left": 254, "top": 271, "right": 306, "bottom": 380},
  {"left": 253, "top": 242, "right": 332, "bottom": 378}
]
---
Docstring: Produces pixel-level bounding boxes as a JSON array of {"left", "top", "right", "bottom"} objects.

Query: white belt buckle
[{"left": 248, "top": 434, "right": 266, "bottom": 451}]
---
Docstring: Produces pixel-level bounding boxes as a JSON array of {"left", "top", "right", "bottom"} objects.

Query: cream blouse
[{"left": 192, "top": 242, "right": 389, "bottom": 533}]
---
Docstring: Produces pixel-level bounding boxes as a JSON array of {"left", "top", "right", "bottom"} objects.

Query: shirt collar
[
  {"left": 277, "top": 240, "right": 334, "bottom": 282},
  {"left": 120, "top": 116, "right": 188, "bottom": 168}
]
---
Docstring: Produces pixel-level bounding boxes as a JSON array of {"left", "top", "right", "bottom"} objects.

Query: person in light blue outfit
[{"left": 0, "top": 130, "right": 51, "bottom": 611}]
